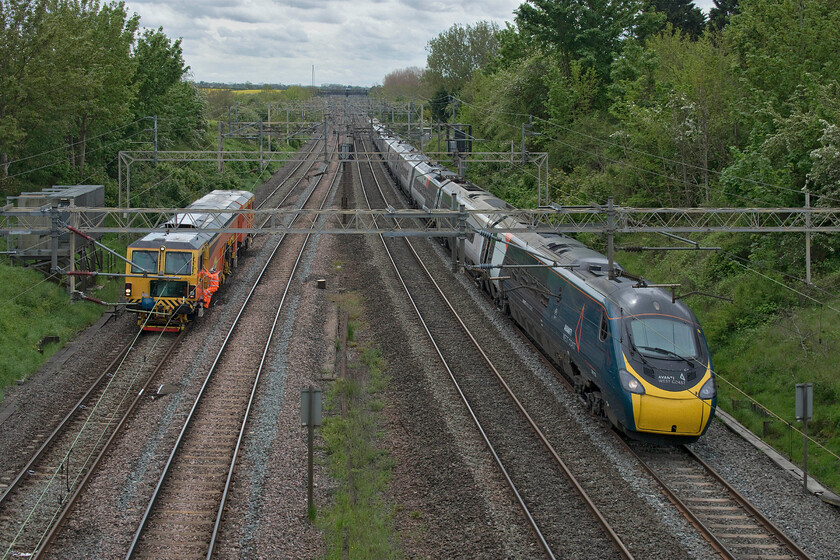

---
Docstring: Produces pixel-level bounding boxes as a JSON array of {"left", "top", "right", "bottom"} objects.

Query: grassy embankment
[
  {"left": 0, "top": 261, "right": 123, "bottom": 400},
  {"left": 317, "top": 292, "right": 400, "bottom": 559},
  {"left": 614, "top": 232, "right": 840, "bottom": 492}
]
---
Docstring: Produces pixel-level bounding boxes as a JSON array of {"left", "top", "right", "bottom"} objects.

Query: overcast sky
[{"left": 125, "top": 0, "right": 718, "bottom": 87}]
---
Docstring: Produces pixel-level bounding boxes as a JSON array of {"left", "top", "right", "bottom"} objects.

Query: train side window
[{"left": 599, "top": 312, "right": 609, "bottom": 341}]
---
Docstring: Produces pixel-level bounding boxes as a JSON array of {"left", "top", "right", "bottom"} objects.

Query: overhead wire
[
  {"left": 1, "top": 118, "right": 148, "bottom": 168},
  {"left": 2, "top": 128, "right": 151, "bottom": 181}
]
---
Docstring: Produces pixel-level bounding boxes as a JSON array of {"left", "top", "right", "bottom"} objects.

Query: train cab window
[
  {"left": 164, "top": 252, "right": 193, "bottom": 275},
  {"left": 630, "top": 317, "right": 698, "bottom": 358},
  {"left": 130, "top": 250, "right": 159, "bottom": 274},
  {"left": 599, "top": 312, "right": 609, "bottom": 341}
]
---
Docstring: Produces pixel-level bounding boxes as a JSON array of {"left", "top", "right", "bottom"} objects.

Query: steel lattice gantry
[{"left": 3, "top": 205, "right": 840, "bottom": 236}]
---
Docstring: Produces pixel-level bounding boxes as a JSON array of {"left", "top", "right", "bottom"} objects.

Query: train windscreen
[
  {"left": 150, "top": 280, "right": 188, "bottom": 298},
  {"left": 130, "top": 250, "right": 159, "bottom": 274},
  {"left": 629, "top": 317, "right": 699, "bottom": 359},
  {"left": 164, "top": 252, "right": 193, "bottom": 275}
]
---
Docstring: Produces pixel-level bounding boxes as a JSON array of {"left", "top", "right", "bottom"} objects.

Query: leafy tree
[
  {"left": 491, "top": 21, "right": 533, "bottom": 70},
  {"left": 381, "top": 66, "right": 424, "bottom": 100},
  {"left": 609, "top": 31, "right": 739, "bottom": 206},
  {"left": 157, "top": 80, "right": 206, "bottom": 147},
  {"left": 131, "top": 27, "right": 204, "bottom": 148},
  {"left": 721, "top": 0, "right": 840, "bottom": 204},
  {"left": 0, "top": 0, "right": 50, "bottom": 181},
  {"left": 204, "top": 89, "right": 235, "bottom": 121},
  {"left": 46, "top": 0, "right": 139, "bottom": 170},
  {"left": 708, "top": 0, "right": 739, "bottom": 32},
  {"left": 514, "top": 0, "right": 641, "bottom": 83},
  {"left": 428, "top": 85, "right": 450, "bottom": 122},
  {"left": 809, "top": 117, "right": 840, "bottom": 204},
  {"left": 132, "top": 27, "right": 187, "bottom": 120},
  {"left": 424, "top": 21, "right": 500, "bottom": 93},
  {"left": 645, "top": 0, "right": 706, "bottom": 39},
  {"left": 727, "top": 0, "right": 840, "bottom": 115}
]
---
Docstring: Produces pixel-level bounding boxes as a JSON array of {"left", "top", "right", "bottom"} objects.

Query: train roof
[
  {"left": 373, "top": 121, "right": 699, "bottom": 324},
  {"left": 128, "top": 190, "right": 253, "bottom": 251}
]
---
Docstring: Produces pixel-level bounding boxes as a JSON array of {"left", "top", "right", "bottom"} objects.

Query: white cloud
[
  {"left": 126, "top": 0, "right": 521, "bottom": 86},
  {"left": 126, "top": 0, "right": 720, "bottom": 87}
]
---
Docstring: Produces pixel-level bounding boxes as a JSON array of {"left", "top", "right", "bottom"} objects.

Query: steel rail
[
  {"left": 620, "top": 438, "right": 812, "bottom": 560},
  {"left": 125, "top": 131, "right": 341, "bottom": 559},
  {"left": 0, "top": 332, "right": 132, "bottom": 508},
  {"left": 357, "top": 131, "right": 633, "bottom": 560},
  {"left": 206, "top": 142, "right": 340, "bottom": 559},
  {"left": 617, "top": 438, "right": 737, "bottom": 559},
  {"left": 684, "top": 445, "right": 812, "bottom": 560},
  {"left": 34, "top": 331, "right": 184, "bottom": 558},
  {"left": 254, "top": 132, "right": 323, "bottom": 216},
  {"left": 0, "top": 327, "right": 182, "bottom": 560}
]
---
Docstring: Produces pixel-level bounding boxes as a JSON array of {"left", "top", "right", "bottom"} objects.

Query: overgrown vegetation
[
  {"left": 318, "top": 293, "right": 399, "bottom": 559},
  {"left": 0, "top": 264, "right": 122, "bottom": 399},
  {"left": 378, "top": 0, "right": 840, "bottom": 491}
]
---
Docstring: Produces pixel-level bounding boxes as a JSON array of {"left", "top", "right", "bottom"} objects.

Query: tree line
[
  {"left": 0, "top": 0, "right": 204, "bottom": 200},
  {"left": 380, "top": 0, "right": 840, "bottom": 271}
]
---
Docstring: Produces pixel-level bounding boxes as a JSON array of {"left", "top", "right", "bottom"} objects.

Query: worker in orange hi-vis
[
  {"left": 196, "top": 268, "right": 208, "bottom": 313},
  {"left": 205, "top": 268, "right": 220, "bottom": 308}
]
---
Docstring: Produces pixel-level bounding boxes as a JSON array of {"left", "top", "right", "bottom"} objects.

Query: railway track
[
  {"left": 626, "top": 441, "right": 811, "bottom": 560},
  {"left": 355, "top": 129, "right": 632, "bottom": 559},
  {"left": 124, "top": 128, "right": 341, "bottom": 559},
  {"left": 256, "top": 134, "right": 325, "bottom": 213},
  {"left": 1, "top": 130, "right": 332, "bottom": 559},
  {"left": 0, "top": 327, "right": 182, "bottom": 559},
  {"left": 494, "top": 263, "right": 813, "bottom": 560}
]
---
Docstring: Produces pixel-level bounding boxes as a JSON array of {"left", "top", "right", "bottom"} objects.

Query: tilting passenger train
[
  {"left": 372, "top": 123, "right": 716, "bottom": 442},
  {"left": 124, "top": 190, "right": 254, "bottom": 332}
]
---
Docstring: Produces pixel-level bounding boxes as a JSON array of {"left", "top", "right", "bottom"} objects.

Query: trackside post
[{"left": 301, "top": 386, "right": 322, "bottom": 516}]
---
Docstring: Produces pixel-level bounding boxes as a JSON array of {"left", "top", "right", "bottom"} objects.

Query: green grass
[
  {"left": 714, "top": 303, "right": 840, "bottom": 492},
  {"left": 0, "top": 261, "right": 122, "bottom": 401},
  {"left": 317, "top": 294, "right": 400, "bottom": 559}
]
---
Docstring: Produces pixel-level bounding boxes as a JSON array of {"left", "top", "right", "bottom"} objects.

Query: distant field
[{"left": 201, "top": 88, "right": 265, "bottom": 95}]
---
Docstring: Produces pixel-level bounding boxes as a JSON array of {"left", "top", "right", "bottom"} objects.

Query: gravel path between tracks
[{"left": 340, "top": 230, "right": 537, "bottom": 559}]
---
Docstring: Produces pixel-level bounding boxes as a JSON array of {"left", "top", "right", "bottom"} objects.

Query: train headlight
[
  {"left": 619, "top": 369, "right": 645, "bottom": 394},
  {"left": 125, "top": 283, "right": 132, "bottom": 298},
  {"left": 698, "top": 377, "right": 716, "bottom": 399}
]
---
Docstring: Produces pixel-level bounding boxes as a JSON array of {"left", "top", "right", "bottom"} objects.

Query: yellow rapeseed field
[{"left": 200, "top": 88, "right": 266, "bottom": 95}]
